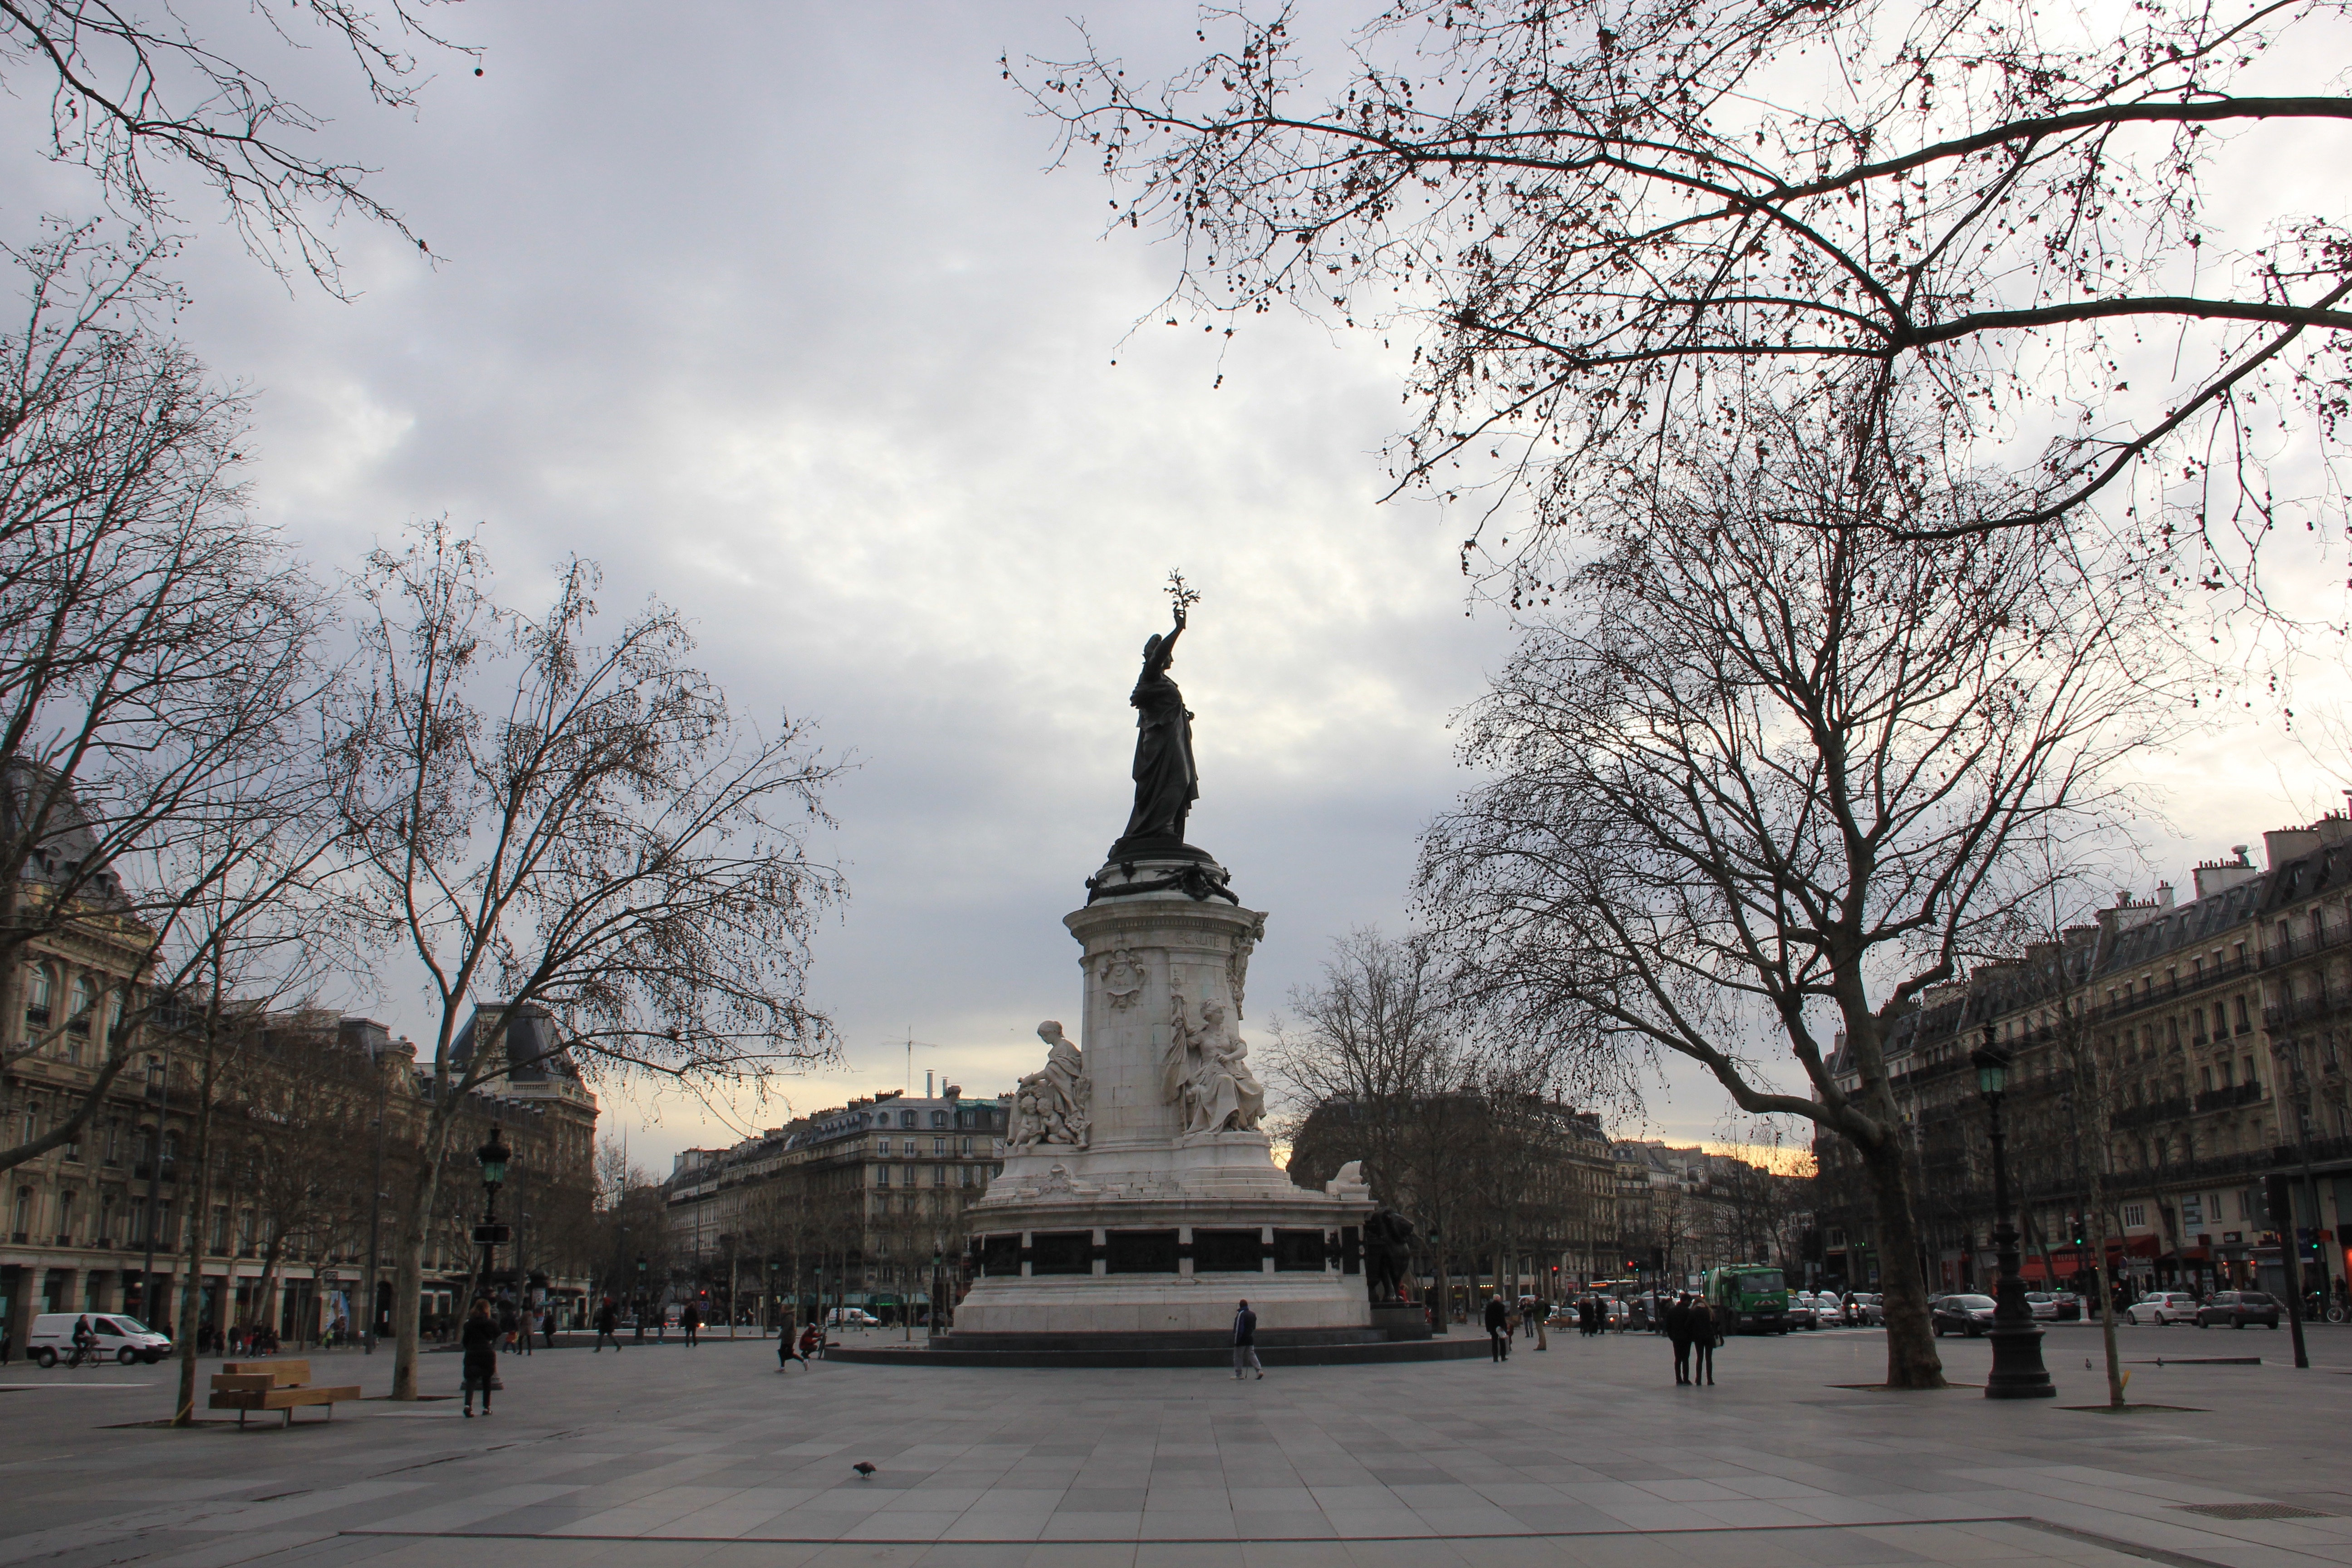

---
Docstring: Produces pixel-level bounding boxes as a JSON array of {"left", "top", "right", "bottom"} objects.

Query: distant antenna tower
[{"left": 896, "top": 1028, "right": 940, "bottom": 1094}]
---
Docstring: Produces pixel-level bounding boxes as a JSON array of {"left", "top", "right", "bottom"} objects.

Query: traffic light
[{"left": 2069, "top": 1214, "right": 2085, "bottom": 1247}]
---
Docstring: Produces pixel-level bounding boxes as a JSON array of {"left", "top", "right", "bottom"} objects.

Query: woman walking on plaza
[{"left": 461, "top": 1299, "right": 502, "bottom": 1418}]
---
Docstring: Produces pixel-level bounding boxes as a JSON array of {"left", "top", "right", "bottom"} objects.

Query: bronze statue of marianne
[{"left": 1118, "top": 598, "right": 1198, "bottom": 848}]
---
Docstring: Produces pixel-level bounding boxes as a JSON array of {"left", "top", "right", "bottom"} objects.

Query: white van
[{"left": 27, "top": 1312, "right": 171, "bottom": 1367}]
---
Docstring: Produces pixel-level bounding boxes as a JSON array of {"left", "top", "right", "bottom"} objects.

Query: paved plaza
[{"left": 1, "top": 1321, "right": 2349, "bottom": 1568}]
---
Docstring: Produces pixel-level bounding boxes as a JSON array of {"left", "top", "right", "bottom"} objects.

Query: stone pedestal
[{"left": 949, "top": 849, "right": 1375, "bottom": 1342}]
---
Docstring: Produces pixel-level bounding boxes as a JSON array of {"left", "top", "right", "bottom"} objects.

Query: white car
[
  {"left": 824, "top": 1308, "right": 882, "bottom": 1328},
  {"left": 2124, "top": 1292, "right": 2199, "bottom": 1325},
  {"left": 28, "top": 1312, "right": 171, "bottom": 1367}
]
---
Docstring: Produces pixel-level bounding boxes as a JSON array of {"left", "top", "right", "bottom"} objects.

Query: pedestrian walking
[
  {"left": 0, "top": 1321, "right": 12, "bottom": 1364},
  {"left": 1666, "top": 1294, "right": 1694, "bottom": 1384},
  {"left": 1692, "top": 1296, "right": 1720, "bottom": 1386},
  {"left": 681, "top": 1302, "right": 701, "bottom": 1348},
  {"left": 1231, "top": 1298, "right": 1263, "bottom": 1379},
  {"left": 1484, "top": 1294, "right": 1510, "bottom": 1362},
  {"left": 519, "top": 1304, "right": 536, "bottom": 1356},
  {"left": 460, "top": 1299, "right": 502, "bottom": 1418},
  {"left": 778, "top": 1320, "right": 811, "bottom": 1372},
  {"left": 593, "top": 1297, "right": 622, "bottom": 1352}
]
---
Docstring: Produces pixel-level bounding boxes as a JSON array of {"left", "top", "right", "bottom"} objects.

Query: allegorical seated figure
[
  {"left": 1166, "top": 992, "right": 1266, "bottom": 1135},
  {"left": 1007, "top": 1019, "right": 1091, "bottom": 1148}
]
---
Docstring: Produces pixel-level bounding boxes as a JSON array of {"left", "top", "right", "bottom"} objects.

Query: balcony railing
[
  {"left": 2112, "top": 1095, "right": 2193, "bottom": 1130},
  {"left": 2261, "top": 920, "right": 2352, "bottom": 970},
  {"left": 2264, "top": 992, "right": 2346, "bottom": 1032},
  {"left": 2087, "top": 954, "right": 2260, "bottom": 1024},
  {"left": 2194, "top": 1081, "right": 2264, "bottom": 1113}
]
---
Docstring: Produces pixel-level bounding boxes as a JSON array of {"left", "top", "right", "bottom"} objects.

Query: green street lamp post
[
  {"left": 1971, "top": 1030, "right": 2054, "bottom": 1400},
  {"left": 474, "top": 1125, "right": 512, "bottom": 1306}
]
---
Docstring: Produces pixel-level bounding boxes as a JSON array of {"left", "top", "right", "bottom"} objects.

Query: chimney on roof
[
  {"left": 2192, "top": 847, "right": 2261, "bottom": 900},
  {"left": 926, "top": 1069, "right": 934, "bottom": 1098},
  {"left": 2155, "top": 881, "right": 2175, "bottom": 908},
  {"left": 2264, "top": 826, "right": 2322, "bottom": 868}
]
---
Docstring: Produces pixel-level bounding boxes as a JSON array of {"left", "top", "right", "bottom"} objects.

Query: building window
[
  {"left": 2233, "top": 996, "right": 2250, "bottom": 1034},
  {"left": 2122, "top": 1204, "right": 2146, "bottom": 1228},
  {"left": 24, "top": 965, "right": 51, "bottom": 1029},
  {"left": 900, "top": 1111, "right": 916, "bottom": 1129},
  {"left": 66, "top": 975, "right": 93, "bottom": 1039},
  {"left": 2200, "top": 1065, "right": 2213, "bottom": 1092},
  {"left": 875, "top": 1166, "right": 889, "bottom": 1189},
  {"left": 2243, "top": 1055, "right": 2258, "bottom": 1088},
  {"left": 931, "top": 1111, "right": 947, "bottom": 1128},
  {"left": 932, "top": 1137, "right": 946, "bottom": 1156},
  {"left": 55, "top": 1188, "right": 74, "bottom": 1244}
]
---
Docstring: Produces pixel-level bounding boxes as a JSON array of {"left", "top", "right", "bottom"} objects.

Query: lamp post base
[{"left": 1984, "top": 1321, "right": 2056, "bottom": 1399}]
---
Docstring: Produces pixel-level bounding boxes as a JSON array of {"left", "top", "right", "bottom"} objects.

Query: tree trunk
[
  {"left": 388, "top": 1149, "right": 441, "bottom": 1399},
  {"left": 169, "top": 1082, "right": 218, "bottom": 1426},
  {"left": 1859, "top": 1137, "right": 1945, "bottom": 1389},
  {"left": 2087, "top": 1162, "right": 2126, "bottom": 1406}
]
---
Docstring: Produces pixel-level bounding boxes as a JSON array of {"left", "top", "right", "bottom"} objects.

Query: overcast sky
[{"left": 0, "top": 2, "right": 2342, "bottom": 1176}]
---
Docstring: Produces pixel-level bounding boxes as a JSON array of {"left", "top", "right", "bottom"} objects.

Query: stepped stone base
[{"left": 828, "top": 1331, "right": 1484, "bottom": 1370}]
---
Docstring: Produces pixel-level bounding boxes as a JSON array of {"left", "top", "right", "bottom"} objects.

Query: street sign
[{"left": 471, "top": 1223, "right": 512, "bottom": 1245}]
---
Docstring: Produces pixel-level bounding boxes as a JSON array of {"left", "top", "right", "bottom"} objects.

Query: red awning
[{"left": 2020, "top": 1255, "right": 2050, "bottom": 1280}]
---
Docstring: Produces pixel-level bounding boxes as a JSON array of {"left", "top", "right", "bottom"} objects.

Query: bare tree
[
  {"left": 1019, "top": 0, "right": 2352, "bottom": 580},
  {"left": 0, "top": 229, "right": 339, "bottom": 1184},
  {"left": 0, "top": 2, "right": 475, "bottom": 292},
  {"left": 1415, "top": 409, "right": 2180, "bottom": 1387},
  {"left": 333, "top": 522, "right": 848, "bottom": 1400}
]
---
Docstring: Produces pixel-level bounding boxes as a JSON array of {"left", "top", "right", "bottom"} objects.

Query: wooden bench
[{"left": 207, "top": 1359, "right": 361, "bottom": 1428}]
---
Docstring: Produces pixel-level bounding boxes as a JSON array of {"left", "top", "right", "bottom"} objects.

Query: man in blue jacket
[{"left": 1232, "top": 1298, "right": 1262, "bottom": 1380}]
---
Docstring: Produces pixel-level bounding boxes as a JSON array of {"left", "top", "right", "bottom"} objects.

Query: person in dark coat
[
  {"left": 681, "top": 1302, "right": 701, "bottom": 1348},
  {"left": 1692, "top": 1296, "right": 1720, "bottom": 1386},
  {"left": 593, "top": 1298, "right": 621, "bottom": 1352},
  {"left": 1232, "top": 1298, "right": 1263, "bottom": 1379},
  {"left": 1666, "top": 1294, "right": 1695, "bottom": 1383},
  {"left": 460, "top": 1298, "right": 500, "bottom": 1417},
  {"left": 1484, "top": 1294, "right": 1509, "bottom": 1362}
]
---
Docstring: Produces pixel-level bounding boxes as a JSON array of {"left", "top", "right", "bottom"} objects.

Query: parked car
[
  {"left": 824, "top": 1308, "right": 882, "bottom": 1329},
  {"left": 2024, "top": 1293, "right": 2061, "bottom": 1321},
  {"left": 2124, "top": 1292, "right": 2200, "bottom": 1325},
  {"left": 2048, "top": 1291, "right": 2083, "bottom": 1320},
  {"left": 1784, "top": 1293, "right": 1818, "bottom": 1330},
  {"left": 27, "top": 1312, "right": 170, "bottom": 1367},
  {"left": 2194, "top": 1290, "right": 2281, "bottom": 1329},
  {"left": 1931, "top": 1294, "right": 1998, "bottom": 1336},
  {"left": 1804, "top": 1291, "right": 1842, "bottom": 1327}
]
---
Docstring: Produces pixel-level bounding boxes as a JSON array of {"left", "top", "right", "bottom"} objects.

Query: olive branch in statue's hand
[{"left": 1166, "top": 569, "right": 1200, "bottom": 629}]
